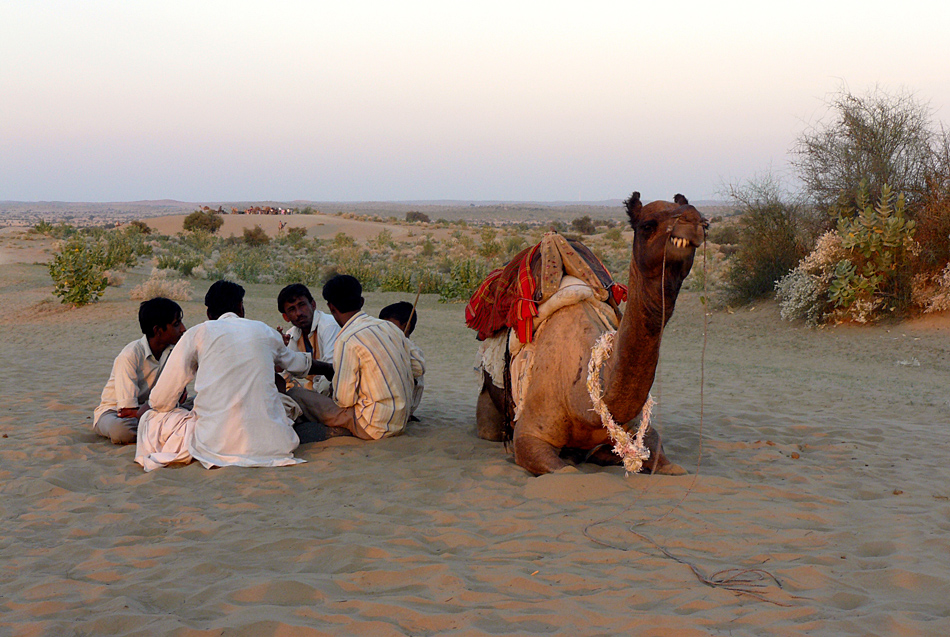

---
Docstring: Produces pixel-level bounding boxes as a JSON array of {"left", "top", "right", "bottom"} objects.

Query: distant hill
[{"left": 0, "top": 198, "right": 732, "bottom": 227}]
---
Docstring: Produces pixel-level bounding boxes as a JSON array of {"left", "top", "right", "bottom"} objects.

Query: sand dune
[{"left": 1, "top": 251, "right": 949, "bottom": 635}]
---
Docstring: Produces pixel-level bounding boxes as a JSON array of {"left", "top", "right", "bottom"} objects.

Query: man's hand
[
  {"left": 117, "top": 403, "right": 150, "bottom": 421},
  {"left": 310, "top": 360, "right": 334, "bottom": 380},
  {"left": 276, "top": 325, "right": 291, "bottom": 346}
]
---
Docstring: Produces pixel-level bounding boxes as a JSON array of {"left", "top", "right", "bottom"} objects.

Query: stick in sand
[{"left": 405, "top": 282, "right": 423, "bottom": 336}]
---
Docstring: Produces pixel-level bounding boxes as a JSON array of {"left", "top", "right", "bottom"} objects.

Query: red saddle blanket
[{"left": 465, "top": 233, "right": 627, "bottom": 343}]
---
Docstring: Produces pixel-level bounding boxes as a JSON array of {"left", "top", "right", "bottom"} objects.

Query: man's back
[
  {"left": 332, "top": 312, "right": 423, "bottom": 439},
  {"left": 149, "top": 312, "right": 310, "bottom": 467}
]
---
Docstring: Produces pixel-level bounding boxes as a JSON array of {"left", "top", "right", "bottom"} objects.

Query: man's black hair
[
  {"left": 205, "top": 280, "right": 245, "bottom": 319},
  {"left": 277, "top": 283, "right": 314, "bottom": 313},
  {"left": 139, "top": 297, "right": 183, "bottom": 337},
  {"left": 322, "top": 274, "right": 362, "bottom": 313},
  {"left": 379, "top": 301, "right": 417, "bottom": 336}
]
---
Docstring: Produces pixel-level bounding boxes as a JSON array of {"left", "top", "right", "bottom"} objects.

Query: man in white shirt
[
  {"left": 93, "top": 297, "right": 186, "bottom": 444},
  {"left": 287, "top": 275, "right": 424, "bottom": 441},
  {"left": 134, "top": 280, "right": 312, "bottom": 471},
  {"left": 277, "top": 283, "right": 340, "bottom": 395}
]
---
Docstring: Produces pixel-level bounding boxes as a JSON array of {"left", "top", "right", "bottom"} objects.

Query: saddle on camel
[{"left": 466, "top": 192, "right": 707, "bottom": 476}]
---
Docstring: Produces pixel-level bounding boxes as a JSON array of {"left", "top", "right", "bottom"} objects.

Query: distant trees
[
  {"left": 406, "top": 211, "right": 430, "bottom": 223},
  {"left": 183, "top": 210, "right": 223, "bottom": 234},
  {"left": 571, "top": 215, "right": 596, "bottom": 235}
]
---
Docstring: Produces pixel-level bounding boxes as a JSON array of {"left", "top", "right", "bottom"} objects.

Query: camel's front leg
[
  {"left": 513, "top": 429, "right": 566, "bottom": 475},
  {"left": 476, "top": 373, "right": 507, "bottom": 442}
]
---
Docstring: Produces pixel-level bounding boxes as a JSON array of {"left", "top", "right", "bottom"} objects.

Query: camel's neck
[{"left": 600, "top": 257, "right": 680, "bottom": 423}]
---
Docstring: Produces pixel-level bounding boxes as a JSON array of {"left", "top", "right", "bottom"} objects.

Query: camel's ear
[
  {"left": 673, "top": 194, "right": 688, "bottom": 205},
  {"left": 623, "top": 191, "right": 642, "bottom": 228}
]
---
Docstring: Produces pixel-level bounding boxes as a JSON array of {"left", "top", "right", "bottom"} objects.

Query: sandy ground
[{"left": 1, "top": 240, "right": 950, "bottom": 636}]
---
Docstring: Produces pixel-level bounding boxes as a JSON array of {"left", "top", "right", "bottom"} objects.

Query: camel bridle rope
[{"left": 583, "top": 220, "right": 792, "bottom": 607}]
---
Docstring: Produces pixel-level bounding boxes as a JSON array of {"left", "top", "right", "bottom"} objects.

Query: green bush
[
  {"left": 183, "top": 210, "right": 224, "bottom": 234},
  {"left": 828, "top": 184, "right": 917, "bottom": 319},
  {"left": 243, "top": 224, "right": 270, "bottom": 246},
  {"left": 438, "top": 259, "right": 491, "bottom": 303},
  {"left": 48, "top": 236, "right": 108, "bottom": 306}
]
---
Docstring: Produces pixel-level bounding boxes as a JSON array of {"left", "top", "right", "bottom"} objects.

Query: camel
[{"left": 475, "top": 192, "right": 708, "bottom": 475}]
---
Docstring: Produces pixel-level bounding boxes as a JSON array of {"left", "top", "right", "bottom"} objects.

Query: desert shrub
[
  {"left": 210, "top": 245, "right": 270, "bottom": 283},
  {"left": 915, "top": 191, "right": 950, "bottom": 270},
  {"left": 777, "top": 185, "right": 919, "bottom": 324},
  {"left": 775, "top": 232, "right": 845, "bottom": 325},
  {"left": 281, "top": 259, "right": 323, "bottom": 286},
  {"left": 827, "top": 184, "right": 917, "bottom": 320},
  {"left": 478, "top": 228, "right": 501, "bottom": 258},
  {"left": 503, "top": 235, "right": 527, "bottom": 258},
  {"left": 603, "top": 227, "right": 623, "bottom": 243},
  {"left": 406, "top": 211, "right": 430, "bottom": 223},
  {"left": 723, "top": 176, "right": 808, "bottom": 304},
  {"left": 103, "top": 270, "right": 125, "bottom": 287},
  {"left": 243, "top": 224, "right": 270, "bottom": 246},
  {"left": 156, "top": 252, "right": 203, "bottom": 277},
  {"left": 100, "top": 231, "right": 141, "bottom": 270},
  {"left": 421, "top": 235, "right": 436, "bottom": 257},
  {"left": 283, "top": 226, "right": 308, "bottom": 245},
  {"left": 129, "top": 220, "right": 152, "bottom": 235},
  {"left": 130, "top": 269, "right": 193, "bottom": 302},
  {"left": 571, "top": 215, "right": 596, "bottom": 235},
  {"left": 793, "top": 86, "right": 936, "bottom": 212},
  {"left": 373, "top": 229, "right": 395, "bottom": 250},
  {"left": 915, "top": 263, "right": 950, "bottom": 313},
  {"left": 183, "top": 210, "right": 224, "bottom": 234},
  {"left": 333, "top": 232, "right": 356, "bottom": 249},
  {"left": 48, "top": 235, "right": 108, "bottom": 306},
  {"left": 707, "top": 223, "right": 740, "bottom": 246},
  {"left": 30, "top": 220, "right": 55, "bottom": 236},
  {"left": 438, "top": 259, "right": 491, "bottom": 303}
]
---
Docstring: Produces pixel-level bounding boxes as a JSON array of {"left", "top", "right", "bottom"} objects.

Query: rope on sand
[{"left": 586, "top": 330, "right": 653, "bottom": 474}]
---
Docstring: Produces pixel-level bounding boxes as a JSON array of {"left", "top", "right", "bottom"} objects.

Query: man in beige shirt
[
  {"left": 277, "top": 283, "right": 340, "bottom": 395},
  {"left": 287, "top": 275, "right": 424, "bottom": 440},
  {"left": 93, "top": 297, "right": 186, "bottom": 444}
]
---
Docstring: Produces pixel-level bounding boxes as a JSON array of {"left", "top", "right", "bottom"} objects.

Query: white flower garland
[{"left": 586, "top": 330, "right": 653, "bottom": 474}]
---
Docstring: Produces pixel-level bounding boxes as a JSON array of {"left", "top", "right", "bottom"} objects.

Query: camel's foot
[
  {"left": 514, "top": 433, "right": 566, "bottom": 475},
  {"left": 476, "top": 377, "right": 507, "bottom": 442},
  {"left": 639, "top": 425, "right": 687, "bottom": 475}
]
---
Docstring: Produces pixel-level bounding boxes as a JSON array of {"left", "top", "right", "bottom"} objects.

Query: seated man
[
  {"left": 134, "top": 280, "right": 312, "bottom": 471},
  {"left": 93, "top": 297, "right": 186, "bottom": 444},
  {"left": 277, "top": 283, "right": 340, "bottom": 396},
  {"left": 379, "top": 301, "right": 425, "bottom": 419},
  {"left": 287, "top": 275, "right": 424, "bottom": 440}
]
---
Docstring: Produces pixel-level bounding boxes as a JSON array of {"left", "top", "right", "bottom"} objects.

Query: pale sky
[{"left": 2, "top": 1, "right": 949, "bottom": 203}]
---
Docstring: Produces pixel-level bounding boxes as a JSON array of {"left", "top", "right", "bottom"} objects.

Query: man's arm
[
  {"left": 309, "top": 359, "right": 334, "bottom": 380},
  {"left": 273, "top": 331, "right": 311, "bottom": 375},
  {"left": 148, "top": 332, "right": 198, "bottom": 412},
  {"left": 332, "top": 340, "right": 361, "bottom": 409},
  {"left": 113, "top": 350, "right": 142, "bottom": 416},
  {"left": 407, "top": 341, "right": 425, "bottom": 380}
]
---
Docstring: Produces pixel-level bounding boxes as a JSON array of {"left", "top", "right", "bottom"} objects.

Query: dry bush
[{"left": 130, "top": 269, "right": 193, "bottom": 301}]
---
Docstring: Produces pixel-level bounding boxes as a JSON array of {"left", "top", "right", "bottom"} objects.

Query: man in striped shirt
[{"left": 287, "top": 275, "right": 424, "bottom": 440}]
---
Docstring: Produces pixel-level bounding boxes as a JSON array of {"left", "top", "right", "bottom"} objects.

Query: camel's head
[{"left": 624, "top": 191, "right": 708, "bottom": 280}]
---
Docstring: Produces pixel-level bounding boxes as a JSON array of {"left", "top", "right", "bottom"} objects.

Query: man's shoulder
[{"left": 119, "top": 336, "right": 149, "bottom": 361}]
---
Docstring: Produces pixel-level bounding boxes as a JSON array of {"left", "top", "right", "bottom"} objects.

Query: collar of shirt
[
  {"left": 218, "top": 312, "right": 240, "bottom": 321},
  {"left": 136, "top": 334, "right": 162, "bottom": 363}
]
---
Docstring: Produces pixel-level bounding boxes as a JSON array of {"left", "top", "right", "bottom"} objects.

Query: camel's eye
[{"left": 639, "top": 220, "right": 657, "bottom": 236}]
